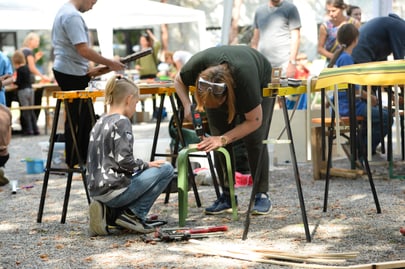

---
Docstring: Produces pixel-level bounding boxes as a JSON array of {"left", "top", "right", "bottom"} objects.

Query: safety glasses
[{"left": 197, "top": 77, "right": 227, "bottom": 96}]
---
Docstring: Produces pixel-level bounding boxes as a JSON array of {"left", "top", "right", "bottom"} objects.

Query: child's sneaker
[
  {"left": 115, "top": 210, "right": 155, "bottom": 234},
  {"left": 88, "top": 200, "right": 109, "bottom": 236}
]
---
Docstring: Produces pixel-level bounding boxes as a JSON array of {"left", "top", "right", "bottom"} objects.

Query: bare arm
[
  {"left": 75, "top": 43, "right": 125, "bottom": 72},
  {"left": 198, "top": 104, "right": 263, "bottom": 152},
  {"left": 0, "top": 74, "right": 13, "bottom": 88},
  {"left": 286, "top": 28, "right": 300, "bottom": 78},
  {"left": 251, "top": 29, "right": 260, "bottom": 49},
  {"left": 26, "top": 54, "right": 50, "bottom": 81},
  {"left": 317, "top": 24, "right": 334, "bottom": 60},
  {"left": 174, "top": 72, "right": 192, "bottom": 122}
]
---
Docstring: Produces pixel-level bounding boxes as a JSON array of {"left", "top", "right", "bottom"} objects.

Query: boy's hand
[{"left": 149, "top": 160, "right": 165, "bottom": 168}]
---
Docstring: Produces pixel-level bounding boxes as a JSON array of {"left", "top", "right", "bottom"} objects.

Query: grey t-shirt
[
  {"left": 253, "top": 1, "right": 301, "bottom": 68},
  {"left": 52, "top": 2, "right": 90, "bottom": 76}
]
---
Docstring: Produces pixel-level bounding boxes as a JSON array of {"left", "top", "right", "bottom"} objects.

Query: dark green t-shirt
[{"left": 180, "top": 45, "right": 272, "bottom": 114}]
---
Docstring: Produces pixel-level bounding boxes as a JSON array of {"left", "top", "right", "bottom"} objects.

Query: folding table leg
[
  {"left": 242, "top": 96, "right": 311, "bottom": 242},
  {"left": 37, "top": 100, "right": 62, "bottom": 223}
]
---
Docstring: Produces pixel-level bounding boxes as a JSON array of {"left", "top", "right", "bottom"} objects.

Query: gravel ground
[{"left": 0, "top": 122, "right": 404, "bottom": 269}]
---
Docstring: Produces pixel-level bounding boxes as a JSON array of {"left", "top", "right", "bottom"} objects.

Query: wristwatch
[
  {"left": 289, "top": 60, "right": 297, "bottom": 65},
  {"left": 220, "top": 135, "right": 228, "bottom": 146}
]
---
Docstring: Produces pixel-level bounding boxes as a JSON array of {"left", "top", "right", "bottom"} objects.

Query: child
[
  {"left": 328, "top": 23, "right": 390, "bottom": 156},
  {"left": 11, "top": 50, "right": 39, "bottom": 135},
  {"left": 86, "top": 75, "right": 174, "bottom": 236}
]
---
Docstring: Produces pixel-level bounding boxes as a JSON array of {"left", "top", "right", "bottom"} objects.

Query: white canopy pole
[{"left": 221, "top": 0, "right": 233, "bottom": 45}]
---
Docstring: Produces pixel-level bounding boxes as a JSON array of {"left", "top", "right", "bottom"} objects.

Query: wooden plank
[
  {"left": 320, "top": 167, "right": 363, "bottom": 179},
  {"left": 347, "top": 260, "right": 405, "bottom": 269},
  {"left": 311, "top": 126, "right": 324, "bottom": 180},
  {"left": 10, "top": 105, "right": 55, "bottom": 111}
]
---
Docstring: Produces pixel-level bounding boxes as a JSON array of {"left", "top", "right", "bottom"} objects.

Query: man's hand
[{"left": 87, "top": 66, "right": 111, "bottom": 78}]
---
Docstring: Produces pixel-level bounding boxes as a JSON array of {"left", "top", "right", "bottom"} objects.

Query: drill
[{"left": 190, "top": 104, "right": 204, "bottom": 138}]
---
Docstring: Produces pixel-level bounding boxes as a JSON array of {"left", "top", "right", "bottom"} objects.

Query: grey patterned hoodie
[{"left": 86, "top": 114, "right": 148, "bottom": 202}]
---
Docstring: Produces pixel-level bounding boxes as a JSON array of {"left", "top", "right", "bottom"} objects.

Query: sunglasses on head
[{"left": 198, "top": 77, "right": 227, "bottom": 96}]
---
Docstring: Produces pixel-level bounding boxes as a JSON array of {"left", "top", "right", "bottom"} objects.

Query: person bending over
[{"left": 174, "top": 45, "right": 273, "bottom": 215}]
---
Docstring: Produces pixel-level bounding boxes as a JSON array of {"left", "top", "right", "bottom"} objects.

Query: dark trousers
[
  {"left": 0, "top": 154, "right": 9, "bottom": 167},
  {"left": 205, "top": 97, "right": 274, "bottom": 194},
  {"left": 53, "top": 69, "right": 91, "bottom": 167}
]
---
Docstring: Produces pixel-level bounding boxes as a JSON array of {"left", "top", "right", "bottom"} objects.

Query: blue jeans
[
  {"left": 105, "top": 162, "right": 174, "bottom": 220},
  {"left": 358, "top": 105, "right": 391, "bottom": 153}
]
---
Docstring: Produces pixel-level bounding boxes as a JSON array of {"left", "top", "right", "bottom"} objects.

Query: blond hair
[
  {"left": 104, "top": 76, "right": 139, "bottom": 106},
  {"left": 23, "top": 32, "right": 40, "bottom": 48}
]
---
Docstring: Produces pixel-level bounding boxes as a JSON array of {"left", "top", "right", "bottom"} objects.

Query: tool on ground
[{"left": 142, "top": 225, "right": 228, "bottom": 243}]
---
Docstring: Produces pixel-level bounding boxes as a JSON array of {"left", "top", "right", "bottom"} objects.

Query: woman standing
[
  {"left": 317, "top": 0, "right": 361, "bottom": 61},
  {"left": 21, "top": 32, "right": 51, "bottom": 121}
]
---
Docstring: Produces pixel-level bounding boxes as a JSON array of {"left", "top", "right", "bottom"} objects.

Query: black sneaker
[
  {"left": 204, "top": 194, "right": 237, "bottom": 215},
  {"left": 251, "top": 193, "right": 272, "bottom": 215},
  {"left": 115, "top": 210, "right": 155, "bottom": 234},
  {"left": 88, "top": 200, "right": 109, "bottom": 236}
]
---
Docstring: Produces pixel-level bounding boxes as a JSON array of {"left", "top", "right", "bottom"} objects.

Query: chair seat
[{"left": 311, "top": 116, "right": 365, "bottom": 126}]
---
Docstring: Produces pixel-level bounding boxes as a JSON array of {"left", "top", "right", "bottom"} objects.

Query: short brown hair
[{"left": 12, "top": 50, "right": 26, "bottom": 66}]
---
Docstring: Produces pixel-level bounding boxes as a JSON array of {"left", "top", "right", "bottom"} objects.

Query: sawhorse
[
  {"left": 243, "top": 87, "right": 311, "bottom": 243},
  {"left": 37, "top": 90, "right": 102, "bottom": 223}
]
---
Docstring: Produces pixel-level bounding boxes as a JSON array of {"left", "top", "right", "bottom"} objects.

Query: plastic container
[
  {"left": 38, "top": 142, "right": 66, "bottom": 168},
  {"left": 24, "top": 159, "right": 44, "bottom": 174}
]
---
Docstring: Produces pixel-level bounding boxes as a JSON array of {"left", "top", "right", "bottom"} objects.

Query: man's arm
[
  {"left": 250, "top": 29, "right": 260, "bottom": 49},
  {"left": 287, "top": 28, "right": 300, "bottom": 78},
  {"left": 75, "top": 43, "right": 125, "bottom": 72}
]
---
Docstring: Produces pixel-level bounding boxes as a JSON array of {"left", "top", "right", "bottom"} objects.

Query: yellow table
[{"left": 315, "top": 59, "right": 405, "bottom": 179}]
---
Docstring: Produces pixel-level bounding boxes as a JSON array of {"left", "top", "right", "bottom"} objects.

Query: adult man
[
  {"left": 251, "top": 0, "right": 301, "bottom": 109},
  {"left": 52, "top": 0, "right": 125, "bottom": 166},
  {"left": 352, "top": 13, "right": 405, "bottom": 63},
  {"left": 251, "top": 0, "right": 301, "bottom": 79},
  {"left": 174, "top": 45, "right": 274, "bottom": 215}
]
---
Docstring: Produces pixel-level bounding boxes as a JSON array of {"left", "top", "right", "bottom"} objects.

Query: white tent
[{"left": 0, "top": 0, "right": 207, "bottom": 57}]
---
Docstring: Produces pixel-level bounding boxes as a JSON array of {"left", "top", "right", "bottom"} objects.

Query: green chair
[{"left": 176, "top": 145, "right": 238, "bottom": 227}]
